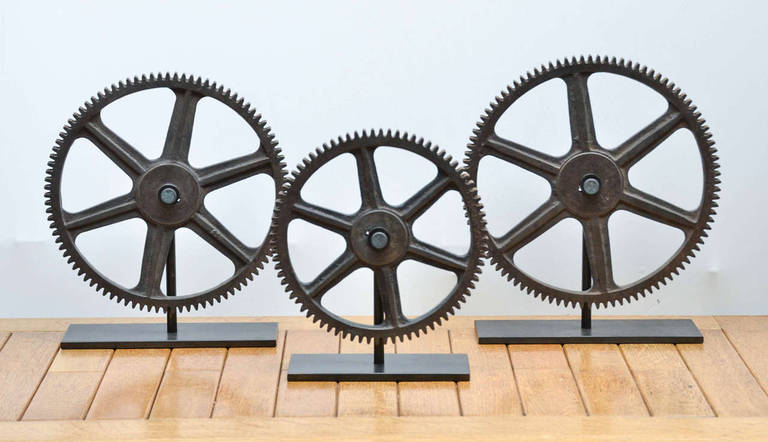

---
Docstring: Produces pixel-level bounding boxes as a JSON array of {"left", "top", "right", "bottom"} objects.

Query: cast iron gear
[
  {"left": 272, "top": 130, "right": 486, "bottom": 343},
  {"left": 464, "top": 56, "right": 720, "bottom": 308},
  {"left": 45, "top": 73, "right": 286, "bottom": 312}
]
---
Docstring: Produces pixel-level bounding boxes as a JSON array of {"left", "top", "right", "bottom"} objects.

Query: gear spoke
[
  {"left": 353, "top": 146, "right": 384, "bottom": 208},
  {"left": 485, "top": 134, "right": 560, "bottom": 179},
  {"left": 136, "top": 224, "right": 174, "bottom": 295},
  {"left": 397, "top": 173, "right": 453, "bottom": 221},
  {"left": 292, "top": 200, "right": 354, "bottom": 235},
  {"left": 188, "top": 208, "right": 255, "bottom": 266},
  {"left": 563, "top": 73, "right": 597, "bottom": 150},
  {"left": 407, "top": 240, "right": 468, "bottom": 274},
  {"left": 305, "top": 251, "right": 359, "bottom": 299},
  {"left": 497, "top": 198, "right": 567, "bottom": 254},
  {"left": 375, "top": 266, "right": 408, "bottom": 327},
  {"left": 613, "top": 106, "right": 683, "bottom": 167},
  {"left": 620, "top": 186, "right": 698, "bottom": 230},
  {"left": 63, "top": 193, "right": 139, "bottom": 237},
  {"left": 197, "top": 150, "right": 272, "bottom": 192},
  {"left": 581, "top": 217, "right": 615, "bottom": 292},
  {"left": 162, "top": 89, "right": 202, "bottom": 161},
  {"left": 83, "top": 117, "right": 150, "bottom": 178}
]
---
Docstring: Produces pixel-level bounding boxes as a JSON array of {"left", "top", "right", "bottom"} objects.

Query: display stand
[
  {"left": 61, "top": 235, "right": 278, "bottom": 349},
  {"left": 287, "top": 272, "right": 469, "bottom": 381},
  {"left": 474, "top": 239, "right": 703, "bottom": 344}
]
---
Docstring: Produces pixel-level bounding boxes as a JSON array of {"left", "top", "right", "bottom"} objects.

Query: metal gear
[
  {"left": 464, "top": 56, "right": 720, "bottom": 308},
  {"left": 45, "top": 73, "right": 286, "bottom": 312},
  {"left": 272, "top": 130, "right": 486, "bottom": 343}
]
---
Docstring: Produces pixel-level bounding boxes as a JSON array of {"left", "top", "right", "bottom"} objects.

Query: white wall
[{"left": 0, "top": 0, "right": 764, "bottom": 319}]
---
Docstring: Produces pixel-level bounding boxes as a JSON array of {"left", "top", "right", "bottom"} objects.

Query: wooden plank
[
  {"left": 87, "top": 349, "right": 169, "bottom": 420},
  {"left": 620, "top": 344, "right": 713, "bottom": 416},
  {"left": 274, "top": 330, "right": 339, "bottom": 417},
  {"left": 0, "top": 332, "right": 62, "bottom": 421},
  {"left": 3, "top": 416, "right": 768, "bottom": 441},
  {"left": 396, "top": 329, "right": 460, "bottom": 416},
  {"left": 717, "top": 316, "right": 768, "bottom": 393},
  {"left": 212, "top": 331, "right": 286, "bottom": 418},
  {"left": 563, "top": 344, "right": 648, "bottom": 416},
  {"left": 149, "top": 348, "right": 226, "bottom": 419},
  {"left": 0, "top": 316, "right": 715, "bottom": 333},
  {"left": 678, "top": 329, "right": 768, "bottom": 416},
  {"left": 22, "top": 349, "right": 112, "bottom": 420},
  {"left": 508, "top": 344, "right": 585, "bottom": 416},
  {"left": 337, "top": 338, "right": 397, "bottom": 416},
  {"left": 451, "top": 328, "right": 521, "bottom": 416},
  {"left": 0, "top": 333, "right": 8, "bottom": 350}
]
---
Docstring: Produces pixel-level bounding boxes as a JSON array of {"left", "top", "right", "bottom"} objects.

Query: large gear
[
  {"left": 464, "top": 56, "right": 720, "bottom": 308},
  {"left": 272, "top": 130, "right": 486, "bottom": 343},
  {"left": 45, "top": 73, "right": 286, "bottom": 312}
]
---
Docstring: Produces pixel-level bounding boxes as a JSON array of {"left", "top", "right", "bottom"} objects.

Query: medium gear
[
  {"left": 272, "top": 130, "right": 486, "bottom": 343},
  {"left": 464, "top": 56, "right": 720, "bottom": 308},
  {"left": 45, "top": 73, "right": 286, "bottom": 312}
]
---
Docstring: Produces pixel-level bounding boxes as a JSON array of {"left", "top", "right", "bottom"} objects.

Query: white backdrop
[{"left": 0, "top": 0, "right": 764, "bottom": 319}]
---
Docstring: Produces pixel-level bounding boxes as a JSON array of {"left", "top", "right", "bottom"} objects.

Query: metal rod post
[
  {"left": 581, "top": 237, "right": 592, "bottom": 330},
  {"left": 166, "top": 235, "right": 177, "bottom": 334},
  {"left": 373, "top": 272, "right": 384, "bottom": 366}
]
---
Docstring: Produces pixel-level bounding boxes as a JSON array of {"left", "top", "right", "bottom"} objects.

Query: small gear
[
  {"left": 45, "top": 73, "right": 286, "bottom": 312},
  {"left": 464, "top": 56, "right": 720, "bottom": 308},
  {"left": 272, "top": 130, "right": 486, "bottom": 343}
]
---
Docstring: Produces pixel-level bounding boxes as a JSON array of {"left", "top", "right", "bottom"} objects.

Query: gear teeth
[
  {"left": 463, "top": 55, "right": 720, "bottom": 309},
  {"left": 45, "top": 73, "right": 286, "bottom": 313},
  {"left": 271, "top": 129, "right": 487, "bottom": 344}
]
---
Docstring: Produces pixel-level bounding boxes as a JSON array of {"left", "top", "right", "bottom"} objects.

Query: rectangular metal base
[
  {"left": 60, "top": 322, "right": 278, "bottom": 349},
  {"left": 287, "top": 353, "right": 470, "bottom": 382},
  {"left": 475, "top": 319, "right": 703, "bottom": 344}
]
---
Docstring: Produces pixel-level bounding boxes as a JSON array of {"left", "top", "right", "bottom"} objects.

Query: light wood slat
[
  {"left": 451, "top": 328, "right": 521, "bottom": 416},
  {"left": 620, "top": 344, "right": 713, "bottom": 416},
  {"left": 3, "top": 416, "right": 768, "bottom": 441},
  {"left": 0, "top": 332, "right": 62, "bottom": 421},
  {"left": 678, "top": 329, "right": 768, "bottom": 416},
  {"left": 337, "top": 339, "right": 397, "bottom": 417},
  {"left": 87, "top": 349, "right": 170, "bottom": 420},
  {"left": 397, "top": 329, "right": 460, "bottom": 416},
  {"left": 508, "top": 344, "right": 585, "bottom": 416},
  {"left": 717, "top": 316, "right": 768, "bottom": 394},
  {"left": 212, "top": 331, "right": 286, "bottom": 418},
  {"left": 149, "top": 349, "right": 226, "bottom": 419},
  {"left": 0, "top": 316, "right": 716, "bottom": 332},
  {"left": 274, "top": 330, "right": 339, "bottom": 417},
  {"left": 22, "top": 349, "right": 112, "bottom": 421},
  {"left": 564, "top": 344, "right": 648, "bottom": 416}
]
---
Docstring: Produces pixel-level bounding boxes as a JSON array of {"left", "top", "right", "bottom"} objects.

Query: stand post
[
  {"left": 166, "top": 235, "right": 178, "bottom": 334},
  {"left": 373, "top": 272, "right": 384, "bottom": 366},
  {"left": 581, "top": 237, "right": 591, "bottom": 330}
]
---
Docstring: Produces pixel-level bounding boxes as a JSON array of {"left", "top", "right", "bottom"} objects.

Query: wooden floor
[{"left": 0, "top": 316, "right": 767, "bottom": 440}]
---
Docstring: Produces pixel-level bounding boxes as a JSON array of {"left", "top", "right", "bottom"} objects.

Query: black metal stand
[
  {"left": 474, "top": 239, "right": 703, "bottom": 344},
  {"left": 287, "top": 272, "right": 469, "bottom": 382},
  {"left": 61, "top": 234, "right": 278, "bottom": 349}
]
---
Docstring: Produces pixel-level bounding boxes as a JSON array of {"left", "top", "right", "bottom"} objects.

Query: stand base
[
  {"left": 60, "top": 322, "right": 278, "bottom": 349},
  {"left": 287, "top": 353, "right": 470, "bottom": 381},
  {"left": 475, "top": 319, "right": 703, "bottom": 344}
]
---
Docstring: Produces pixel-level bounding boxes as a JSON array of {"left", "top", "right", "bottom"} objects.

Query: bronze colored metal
[
  {"left": 464, "top": 56, "right": 721, "bottom": 308},
  {"left": 272, "top": 130, "right": 487, "bottom": 343},
  {"left": 45, "top": 73, "right": 286, "bottom": 312}
]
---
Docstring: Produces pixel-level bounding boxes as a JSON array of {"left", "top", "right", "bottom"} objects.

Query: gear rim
[
  {"left": 464, "top": 55, "right": 720, "bottom": 309},
  {"left": 272, "top": 130, "right": 487, "bottom": 343},
  {"left": 45, "top": 73, "right": 287, "bottom": 312}
]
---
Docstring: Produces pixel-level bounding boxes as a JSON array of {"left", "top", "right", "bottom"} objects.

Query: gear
[
  {"left": 45, "top": 73, "right": 286, "bottom": 312},
  {"left": 272, "top": 130, "right": 486, "bottom": 343},
  {"left": 464, "top": 56, "right": 720, "bottom": 308}
]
